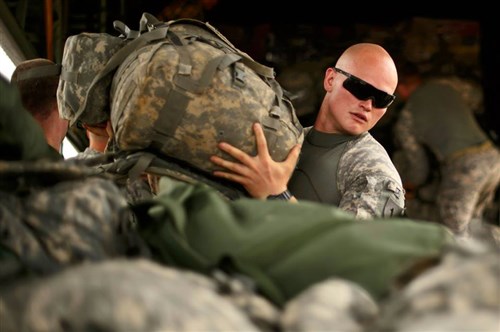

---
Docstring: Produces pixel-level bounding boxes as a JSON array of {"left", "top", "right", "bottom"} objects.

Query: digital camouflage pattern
[
  {"left": 211, "top": 270, "right": 281, "bottom": 331},
  {"left": 334, "top": 133, "right": 405, "bottom": 219},
  {"left": 291, "top": 128, "right": 405, "bottom": 219},
  {"left": 437, "top": 143, "right": 500, "bottom": 235},
  {"left": 110, "top": 20, "right": 303, "bottom": 174},
  {"left": 0, "top": 259, "right": 259, "bottom": 332},
  {"left": 279, "top": 239, "right": 500, "bottom": 332},
  {"left": 72, "top": 146, "right": 103, "bottom": 160},
  {"left": 377, "top": 240, "right": 500, "bottom": 331},
  {"left": 0, "top": 160, "right": 138, "bottom": 278},
  {"left": 281, "top": 278, "right": 379, "bottom": 332},
  {"left": 57, "top": 32, "right": 126, "bottom": 125}
]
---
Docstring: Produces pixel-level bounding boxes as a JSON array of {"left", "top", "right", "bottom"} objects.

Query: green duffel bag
[{"left": 133, "top": 177, "right": 454, "bottom": 307}]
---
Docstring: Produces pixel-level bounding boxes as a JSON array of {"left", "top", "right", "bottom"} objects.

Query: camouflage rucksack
[
  {"left": 57, "top": 13, "right": 303, "bottom": 176},
  {"left": 110, "top": 15, "right": 303, "bottom": 173}
]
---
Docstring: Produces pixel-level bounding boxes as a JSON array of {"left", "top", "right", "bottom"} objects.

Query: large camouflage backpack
[
  {"left": 57, "top": 13, "right": 303, "bottom": 175},
  {"left": 110, "top": 15, "right": 303, "bottom": 174}
]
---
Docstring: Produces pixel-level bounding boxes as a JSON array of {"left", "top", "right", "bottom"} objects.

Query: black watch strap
[{"left": 267, "top": 189, "right": 292, "bottom": 200}]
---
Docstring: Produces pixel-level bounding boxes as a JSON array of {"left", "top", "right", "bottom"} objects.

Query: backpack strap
[
  {"left": 113, "top": 20, "right": 140, "bottom": 39},
  {"left": 169, "top": 18, "right": 275, "bottom": 78},
  {"left": 174, "top": 53, "right": 242, "bottom": 93},
  {"left": 139, "top": 12, "right": 164, "bottom": 32},
  {"left": 100, "top": 151, "right": 247, "bottom": 200}
]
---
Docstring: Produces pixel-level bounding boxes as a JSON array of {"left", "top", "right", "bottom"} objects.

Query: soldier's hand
[{"left": 210, "top": 123, "right": 301, "bottom": 199}]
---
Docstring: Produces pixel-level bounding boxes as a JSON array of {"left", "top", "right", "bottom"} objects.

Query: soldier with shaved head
[{"left": 210, "top": 43, "right": 405, "bottom": 218}]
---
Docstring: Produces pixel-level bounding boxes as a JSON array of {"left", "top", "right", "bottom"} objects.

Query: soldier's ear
[{"left": 324, "top": 67, "right": 335, "bottom": 91}]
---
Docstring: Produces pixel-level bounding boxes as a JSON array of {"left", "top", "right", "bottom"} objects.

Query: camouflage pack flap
[
  {"left": 57, "top": 15, "right": 178, "bottom": 127},
  {"left": 111, "top": 17, "right": 304, "bottom": 174},
  {"left": 57, "top": 32, "right": 126, "bottom": 125}
]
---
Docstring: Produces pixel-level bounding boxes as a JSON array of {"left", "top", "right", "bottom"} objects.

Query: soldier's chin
[{"left": 344, "top": 124, "right": 366, "bottom": 136}]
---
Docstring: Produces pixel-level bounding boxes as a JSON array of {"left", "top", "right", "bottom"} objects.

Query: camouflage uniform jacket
[
  {"left": 393, "top": 78, "right": 491, "bottom": 187},
  {"left": 73, "top": 147, "right": 103, "bottom": 160},
  {"left": 288, "top": 127, "right": 405, "bottom": 219}
]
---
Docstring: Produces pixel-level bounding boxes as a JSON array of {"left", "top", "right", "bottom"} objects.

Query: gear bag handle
[
  {"left": 144, "top": 15, "right": 276, "bottom": 79},
  {"left": 179, "top": 18, "right": 275, "bottom": 78}
]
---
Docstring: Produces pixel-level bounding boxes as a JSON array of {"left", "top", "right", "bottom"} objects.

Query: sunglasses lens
[{"left": 343, "top": 77, "right": 395, "bottom": 108}]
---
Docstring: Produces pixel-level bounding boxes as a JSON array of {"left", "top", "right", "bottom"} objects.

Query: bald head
[{"left": 336, "top": 43, "right": 398, "bottom": 94}]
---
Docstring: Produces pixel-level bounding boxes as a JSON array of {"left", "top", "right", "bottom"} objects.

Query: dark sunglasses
[{"left": 334, "top": 67, "right": 396, "bottom": 108}]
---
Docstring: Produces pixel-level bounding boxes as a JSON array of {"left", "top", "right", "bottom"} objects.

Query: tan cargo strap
[
  {"left": 113, "top": 20, "right": 140, "bottom": 39},
  {"left": 446, "top": 140, "right": 496, "bottom": 163},
  {"left": 169, "top": 18, "right": 275, "bottom": 78},
  {"left": 127, "top": 153, "right": 156, "bottom": 180},
  {"left": 175, "top": 53, "right": 242, "bottom": 93},
  {"left": 99, "top": 152, "right": 246, "bottom": 200},
  {"left": 139, "top": 12, "right": 162, "bottom": 33},
  {"left": 152, "top": 87, "right": 191, "bottom": 139},
  {"left": 98, "top": 152, "right": 154, "bottom": 180}
]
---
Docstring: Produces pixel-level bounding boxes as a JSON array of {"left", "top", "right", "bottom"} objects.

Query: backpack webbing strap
[
  {"left": 113, "top": 20, "right": 140, "bottom": 40},
  {"left": 60, "top": 70, "right": 98, "bottom": 85},
  {"left": 127, "top": 153, "right": 156, "bottom": 180},
  {"left": 174, "top": 53, "right": 241, "bottom": 93},
  {"left": 239, "top": 57, "right": 275, "bottom": 79},
  {"left": 69, "top": 26, "right": 170, "bottom": 126},
  {"left": 197, "top": 20, "right": 275, "bottom": 78},
  {"left": 139, "top": 12, "right": 162, "bottom": 33},
  {"left": 153, "top": 52, "right": 243, "bottom": 142},
  {"left": 152, "top": 88, "right": 192, "bottom": 139},
  {"left": 170, "top": 18, "right": 275, "bottom": 78}
]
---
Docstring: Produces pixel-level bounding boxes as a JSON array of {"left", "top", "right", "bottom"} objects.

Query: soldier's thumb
[{"left": 285, "top": 144, "right": 302, "bottom": 167}]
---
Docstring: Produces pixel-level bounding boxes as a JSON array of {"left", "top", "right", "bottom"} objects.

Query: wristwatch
[{"left": 267, "top": 189, "right": 293, "bottom": 200}]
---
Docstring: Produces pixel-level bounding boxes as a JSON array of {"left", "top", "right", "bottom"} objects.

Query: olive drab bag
[
  {"left": 110, "top": 15, "right": 303, "bottom": 173},
  {"left": 133, "top": 177, "right": 455, "bottom": 307}
]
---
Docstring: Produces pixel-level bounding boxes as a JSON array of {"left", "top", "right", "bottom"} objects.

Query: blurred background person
[
  {"left": 11, "top": 58, "right": 68, "bottom": 153},
  {"left": 393, "top": 62, "right": 500, "bottom": 241}
]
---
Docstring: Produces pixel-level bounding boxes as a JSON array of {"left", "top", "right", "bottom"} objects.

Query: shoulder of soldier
[
  {"left": 340, "top": 133, "right": 402, "bottom": 181},
  {"left": 344, "top": 133, "right": 391, "bottom": 162}
]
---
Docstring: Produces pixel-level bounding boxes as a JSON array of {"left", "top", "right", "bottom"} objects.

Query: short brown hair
[{"left": 11, "top": 58, "right": 60, "bottom": 120}]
